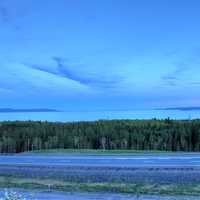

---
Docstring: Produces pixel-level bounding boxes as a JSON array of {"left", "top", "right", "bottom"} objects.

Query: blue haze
[{"left": 0, "top": 110, "right": 199, "bottom": 122}]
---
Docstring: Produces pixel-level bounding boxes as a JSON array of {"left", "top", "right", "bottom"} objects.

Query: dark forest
[{"left": 0, "top": 119, "right": 200, "bottom": 153}]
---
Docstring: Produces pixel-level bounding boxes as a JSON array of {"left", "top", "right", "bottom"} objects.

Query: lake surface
[
  {"left": 0, "top": 109, "right": 199, "bottom": 122},
  {"left": 1, "top": 154, "right": 200, "bottom": 167}
]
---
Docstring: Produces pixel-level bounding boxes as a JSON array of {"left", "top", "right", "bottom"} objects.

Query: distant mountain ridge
[{"left": 0, "top": 108, "right": 60, "bottom": 113}]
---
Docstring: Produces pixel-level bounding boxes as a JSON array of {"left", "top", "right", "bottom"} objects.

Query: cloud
[
  {"left": 0, "top": 0, "right": 30, "bottom": 30},
  {"left": 28, "top": 64, "right": 58, "bottom": 76},
  {"left": 190, "top": 82, "right": 200, "bottom": 86},
  {"left": 0, "top": 87, "right": 11, "bottom": 93},
  {"left": 161, "top": 62, "right": 189, "bottom": 86},
  {"left": 27, "top": 57, "right": 122, "bottom": 90},
  {"left": 162, "top": 75, "right": 177, "bottom": 81},
  {"left": 0, "top": 62, "right": 92, "bottom": 102},
  {"left": 0, "top": 4, "right": 9, "bottom": 23}
]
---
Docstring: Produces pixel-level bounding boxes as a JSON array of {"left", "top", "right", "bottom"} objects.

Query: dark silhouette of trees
[{"left": 0, "top": 119, "right": 200, "bottom": 153}]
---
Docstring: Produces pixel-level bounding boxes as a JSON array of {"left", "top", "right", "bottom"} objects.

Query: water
[
  {"left": 1, "top": 154, "right": 200, "bottom": 167},
  {"left": 0, "top": 110, "right": 199, "bottom": 122}
]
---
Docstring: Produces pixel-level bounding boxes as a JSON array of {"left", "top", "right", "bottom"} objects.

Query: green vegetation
[
  {"left": 0, "top": 175, "right": 200, "bottom": 196},
  {"left": 1, "top": 119, "right": 200, "bottom": 153},
  {"left": 28, "top": 149, "right": 167, "bottom": 155}
]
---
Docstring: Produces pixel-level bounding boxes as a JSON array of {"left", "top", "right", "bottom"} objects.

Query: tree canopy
[{"left": 0, "top": 119, "right": 200, "bottom": 153}]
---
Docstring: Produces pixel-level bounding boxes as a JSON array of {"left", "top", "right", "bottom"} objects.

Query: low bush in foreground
[{"left": 0, "top": 176, "right": 200, "bottom": 196}]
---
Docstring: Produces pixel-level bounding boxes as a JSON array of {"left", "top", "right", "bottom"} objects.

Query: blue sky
[{"left": 0, "top": 0, "right": 200, "bottom": 111}]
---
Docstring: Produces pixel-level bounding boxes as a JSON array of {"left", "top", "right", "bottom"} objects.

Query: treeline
[{"left": 0, "top": 119, "right": 200, "bottom": 153}]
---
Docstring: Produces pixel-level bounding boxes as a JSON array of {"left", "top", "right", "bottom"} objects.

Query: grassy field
[
  {"left": 23, "top": 149, "right": 175, "bottom": 155},
  {"left": 1, "top": 175, "right": 200, "bottom": 196}
]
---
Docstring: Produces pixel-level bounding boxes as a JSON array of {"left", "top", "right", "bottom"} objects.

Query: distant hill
[
  {"left": 0, "top": 108, "right": 60, "bottom": 113},
  {"left": 161, "top": 107, "right": 200, "bottom": 111}
]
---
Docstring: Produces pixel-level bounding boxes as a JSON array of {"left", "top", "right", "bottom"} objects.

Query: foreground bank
[
  {"left": 1, "top": 189, "right": 200, "bottom": 200},
  {"left": 1, "top": 153, "right": 200, "bottom": 196}
]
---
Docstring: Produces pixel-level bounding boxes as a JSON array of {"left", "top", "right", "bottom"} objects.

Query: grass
[
  {"left": 0, "top": 176, "right": 200, "bottom": 196},
  {"left": 23, "top": 148, "right": 175, "bottom": 155}
]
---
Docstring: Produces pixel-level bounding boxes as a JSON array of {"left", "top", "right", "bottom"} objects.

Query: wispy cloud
[
  {"left": 161, "top": 62, "right": 189, "bottom": 86},
  {"left": 27, "top": 57, "right": 122, "bottom": 90},
  {"left": 0, "top": 62, "right": 91, "bottom": 102},
  {"left": 190, "top": 82, "right": 200, "bottom": 86},
  {"left": 0, "top": 4, "right": 9, "bottom": 23},
  {"left": 0, "top": 108, "right": 60, "bottom": 113},
  {"left": 0, "top": 87, "right": 12, "bottom": 93},
  {"left": 162, "top": 46, "right": 200, "bottom": 87},
  {"left": 0, "top": 0, "right": 30, "bottom": 30}
]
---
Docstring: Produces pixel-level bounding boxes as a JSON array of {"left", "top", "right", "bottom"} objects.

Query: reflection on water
[{"left": 0, "top": 110, "right": 199, "bottom": 122}]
